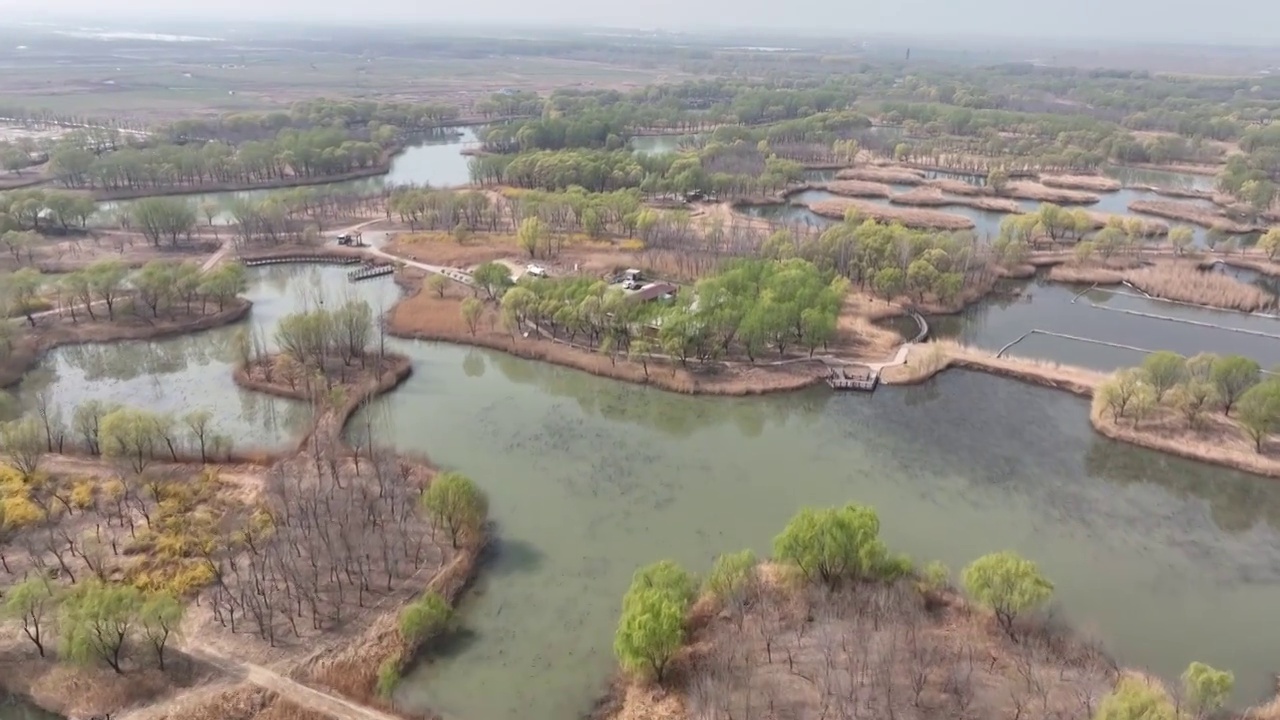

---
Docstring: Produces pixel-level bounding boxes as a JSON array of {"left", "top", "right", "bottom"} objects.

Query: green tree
[
  {"left": 3, "top": 577, "right": 55, "bottom": 656},
  {"left": 1210, "top": 355, "right": 1260, "bottom": 415},
  {"left": 773, "top": 504, "right": 888, "bottom": 588},
  {"left": 427, "top": 273, "right": 448, "bottom": 299},
  {"left": 100, "top": 407, "right": 163, "bottom": 474},
  {"left": 398, "top": 591, "right": 452, "bottom": 644},
  {"left": 703, "top": 550, "right": 756, "bottom": 601},
  {"left": 986, "top": 167, "right": 1009, "bottom": 195},
  {"left": 1257, "top": 228, "right": 1280, "bottom": 261},
  {"left": 1171, "top": 381, "right": 1218, "bottom": 430},
  {"left": 6, "top": 267, "right": 43, "bottom": 326},
  {"left": 138, "top": 592, "right": 184, "bottom": 671},
  {"left": 1095, "top": 676, "right": 1177, "bottom": 720},
  {"left": 614, "top": 589, "right": 685, "bottom": 682},
  {"left": 1181, "top": 662, "right": 1233, "bottom": 719},
  {"left": 1235, "top": 379, "right": 1280, "bottom": 452},
  {"left": 420, "top": 471, "right": 488, "bottom": 548},
  {"left": 1140, "top": 351, "right": 1186, "bottom": 403},
  {"left": 921, "top": 560, "right": 951, "bottom": 592},
  {"left": 460, "top": 296, "right": 483, "bottom": 335},
  {"left": 0, "top": 416, "right": 45, "bottom": 482},
  {"left": 129, "top": 197, "right": 197, "bottom": 248},
  {"left": 472, "top": 261, "right": 511, "bottom": 301},
  {"left": 1097, "top": 368, "right": 1147, "bottom": 422},
  {"left": 961, "top": 550, "right": 1053, "bottom": 638},
  {"left": 59, "top": 582, "right": 142, "bottom": 673},
  {"left": 517, "top": 216, "right": 545, "bottom": 259},
  {"left": 86, "top": 260, "right": 129, "bottom": 320},
  {"left": 625, "top": 560, "right": 696, "bottom": 609},
  {"left": 1169, "top": 226, "right": 1195, "bottom": 256}
]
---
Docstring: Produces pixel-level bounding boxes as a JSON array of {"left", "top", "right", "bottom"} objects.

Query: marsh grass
[{"left": 1127, "top": 263, "right": 1276, "bottom": 312}]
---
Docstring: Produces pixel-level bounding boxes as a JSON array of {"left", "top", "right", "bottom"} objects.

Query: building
[{"left": 629, "top": 282, "right": 679, "bottom": 303}]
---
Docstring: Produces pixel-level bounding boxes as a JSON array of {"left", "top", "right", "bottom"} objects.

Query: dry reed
[
  {"left": 1038, "top": 175, "right": 1122, "bottom": 192},
  {"left": 820, "top": 180, "right": 894, "bottom": 198},
  {"left": 808, "top": 198, "right": 975, "bottom": 230},
  {"left": 1126, "top": 263, "right": 1276, "bottom": 312},
  {"left": 1128, "top": 199, "right": 1255, "bottom": 233},
  {"left": 890, "top": 186, "right": 1022, "bottom": 213},
  {"left": 1004, "top": 181, "right": 1099, "bottom": 204},
  {"left": 835, "top": 166, "right": 926, "bottom": 185}
]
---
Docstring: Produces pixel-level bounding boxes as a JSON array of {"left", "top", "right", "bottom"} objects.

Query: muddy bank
[
  {"left": 1128, "top": 199, "right": 1258, "bottom": 233},
  {"left": 0, "top": 298, "right": 252, "bottom": 389},
  {"left": 890, "top": 186, "right": 1023, "bottom": 213},
  {"left": 1039, "top": 174, "right": 1123, "bottom": 192},
  {"left": 808, "top": 197, "right": 975, "bottom": 230}
]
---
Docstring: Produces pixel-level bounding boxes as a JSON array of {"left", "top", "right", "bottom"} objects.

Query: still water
[
  {"left": 13, "top": 263, "right": 1280, "bottom": 720},
  {"left": 354, "top": 341, "right": 1280, "bottom": 720},
  {"left": 0, "top": 695, "right": 59, "bottom": 720},
  {"left": 925, "top": 276, "right": 1280, "bottom": 370},
  {"left": 16, "top": 265, "right": 401, "bottom": 451},
  {"left": 96, "top": 127, "right": 479, "bottom": 224}
]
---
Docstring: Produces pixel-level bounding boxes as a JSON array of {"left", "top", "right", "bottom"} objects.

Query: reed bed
[
  {"left": 1037, "top": 174, "right": 1122, "bottom": 192},
  {"left": 835, "top": 166, "right": 926, "bottom": 185},
  {"left": 820, "top": 179, "right": 894, "bottom": 198},
  {"left": 1005, "top": 181, "right": 1099, "bottom": 204},
  {"left": 808, "top": 198, "right": 975, "bottom": 230},
  {"left": 1126, "top": 263, "right": 1276, "bottom": 312},
  {"left": 890, "top": 186, "right": 1022, "bottom": 213},
  {"left": 1128, "top": 199, "right": 1256, "bottom": 233}
]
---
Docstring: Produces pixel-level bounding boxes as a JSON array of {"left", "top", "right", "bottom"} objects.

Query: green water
[
  {"left": 18, "top": 263, "right": 1280, "bottom": 720},
  {"left": 352, "top": 340, "right": 1280, "bottom": 720}
]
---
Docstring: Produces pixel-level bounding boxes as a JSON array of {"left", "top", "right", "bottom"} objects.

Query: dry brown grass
[
  {"left": 1126, "top": 262, "right": 1276, "bottom": 312},
  {"left": 1128, "top": 199, "right": 1256, "bottom": 233},
  {"left": 1004, "top": 181, "right": 1099, "bottom": 204},
  {"left": 820, "top": 179, "right": 895, "bottom": 198},
  {"left": 808, "top": 198, "right": 975, "bottom": 230},
  {"left": 836, "top": 166, "right": 927, "bottom": 185},
  {"left": 890, "top": 186, "right": 1023, "bottom": 213},
  {"left": 1046, "top": 264, "right": 1128, "bottom": 284},
  {"left": 1038, "top": 175, "right": 1123, "bottom": 192},
  {"left": 614, "top": 566, "right": 1117, "bottom": 720}
]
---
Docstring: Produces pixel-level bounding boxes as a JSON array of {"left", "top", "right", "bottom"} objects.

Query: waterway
[
  {"left": 351, "top": 341, "right": 1280, "bottom": 720},
  {"left": 12, "top": 260, "right": 1280, "bottom": 720},
  {"left": 95, "top": 127, "right": 480, "bottom": 225},
  {"left": 923, "top": 275, "right": 1280, "bottom": 370},
  {"left": 14, "top": 265, "right": 401, "bottom": 451}
]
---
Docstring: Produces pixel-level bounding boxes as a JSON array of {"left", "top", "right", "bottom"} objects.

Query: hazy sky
[{"left": 5, "top": 0, "right": 1279, "bottom": 43}]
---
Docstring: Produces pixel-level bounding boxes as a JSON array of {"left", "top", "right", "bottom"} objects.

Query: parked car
[{"left": 526, "top": 264, "right": 548, "bottom": 278}]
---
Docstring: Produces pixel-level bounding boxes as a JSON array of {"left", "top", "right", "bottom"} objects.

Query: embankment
[
  {"left": 818, "top": 179, "right": 894, "bottom": 198},
  {"left": 889, "top": 186, "right": 1023, "bottom": 213},
  {"left": 835, "top": 166, "right": 926, "bottom": 185},
  {"left": 1039, "top": 174, "right": 1122, "bottom": 192}
]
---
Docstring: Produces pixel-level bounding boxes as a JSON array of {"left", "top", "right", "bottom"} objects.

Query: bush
[
  {"left": 375, "top": 656, "right": 402, "bottom": 698},
  {"left": 398, "top": 591, "right": 452, "bottom": 645}
]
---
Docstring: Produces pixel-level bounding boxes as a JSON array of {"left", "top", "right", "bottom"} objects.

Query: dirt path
[{"left": 118, "top": 644, "right": 404, "bottom": 720}]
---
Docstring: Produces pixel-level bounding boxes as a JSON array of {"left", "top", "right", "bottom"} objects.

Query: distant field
[{"left": 0, "top": 42, "right": 694, "bottom": 121}]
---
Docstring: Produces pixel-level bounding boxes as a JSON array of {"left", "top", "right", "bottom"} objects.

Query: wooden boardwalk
[
  {"left": 242, "top": 255, "right": 362, "bottom": 267},
  {"left": 348, "top": 263, "right": 395, "bottom": 282},
  {"left": 827, "top": 368, "right": 879, "bottom": 391}
]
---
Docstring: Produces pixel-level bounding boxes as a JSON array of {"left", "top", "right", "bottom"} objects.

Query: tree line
[
  {"left": 2, "top": 259, "right": 246, "bottom": 328},
  {"left": 0, "top": 188, "right": 97, "bottom": 234},
  {"left": 50, "top": 126, "right": 389, "bottom": 192},
  {"left": 1097, "top": 351, "right": 1280, "bottom": 453}
]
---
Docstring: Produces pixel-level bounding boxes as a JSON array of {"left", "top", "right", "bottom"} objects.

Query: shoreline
[{"left": 0, "top": 298, "right": 253, "bottom": 390}]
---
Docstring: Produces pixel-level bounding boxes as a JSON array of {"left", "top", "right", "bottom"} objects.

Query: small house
[{"left": 629, "top": 282, "right": 679, "bottom": 303}]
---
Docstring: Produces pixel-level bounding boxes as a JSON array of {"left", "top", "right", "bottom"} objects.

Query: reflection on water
[
  {"left": 16, "top": 265, "right": 401, "bottom": 451},
  {"left": 355, "top": 341, "right": 1280, "bottom": 720}
]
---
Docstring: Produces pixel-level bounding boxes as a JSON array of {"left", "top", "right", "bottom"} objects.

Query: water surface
[
  {"left": 17, "top": 265, "right": 401, "bottom": 451},
  {"left": 352, "top": 342, "right": 1280, "bottom": 720}
]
